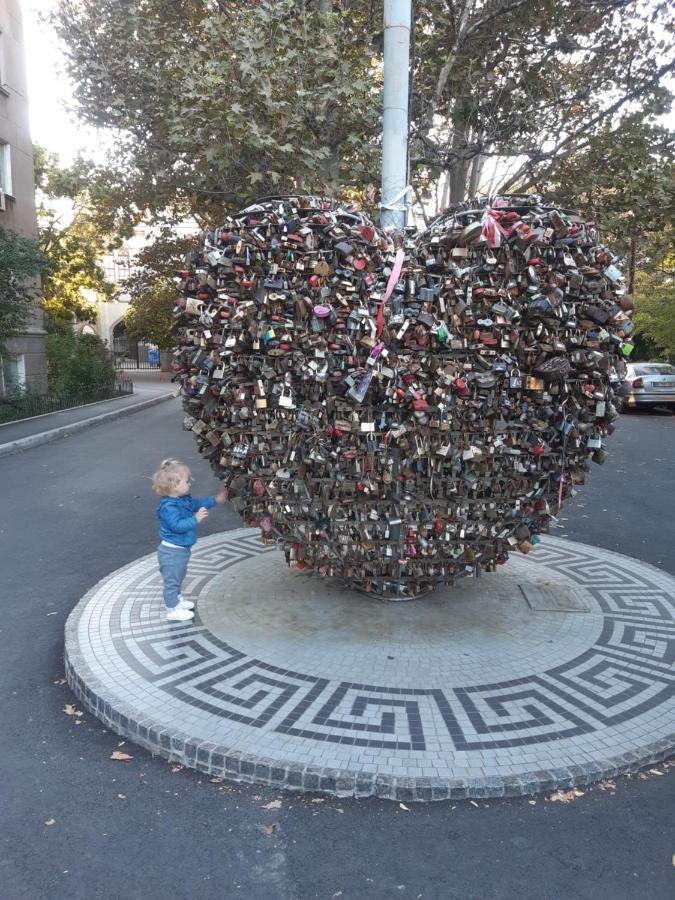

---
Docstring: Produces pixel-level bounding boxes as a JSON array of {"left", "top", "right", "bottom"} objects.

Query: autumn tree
[
  {"left": 123, "top": 229, "right": 199, "bottom": 349},
  {"left": 49, "top": 1, "right": 674, "bottom": 353},
  {"left": 410, "top": 0, "right": 675, "bottom": 205},
  {"left": 50, "top": 0, "right": 675, "bottom": 216},
  {"left": 34, "top": 146, "right": 118, "bottom": 333},
  {"left": 0, "top": 226, "right": 45, "bottom": 354},
  {"left": 542, "top": 117, "right": 674, "bottom": 357},
  {"left": 50, "top": 0, "right": 381, "bottom": 226}
]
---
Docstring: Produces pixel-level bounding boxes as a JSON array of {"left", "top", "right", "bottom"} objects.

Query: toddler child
[{"left": 152, "top": 458, "right": 227, "bottom": 622}]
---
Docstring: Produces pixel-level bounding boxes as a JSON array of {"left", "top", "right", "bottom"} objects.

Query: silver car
[{"left": 619, "top": 362, "right": 675, "bottom": 410}]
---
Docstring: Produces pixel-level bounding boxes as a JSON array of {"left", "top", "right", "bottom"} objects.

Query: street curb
[{"left": 0, "top": 392, "right": 176, "bottom": 459}]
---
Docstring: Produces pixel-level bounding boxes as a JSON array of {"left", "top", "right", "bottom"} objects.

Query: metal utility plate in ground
[{"left": 520, "top": 582, "right": 590, "bottom": 613}]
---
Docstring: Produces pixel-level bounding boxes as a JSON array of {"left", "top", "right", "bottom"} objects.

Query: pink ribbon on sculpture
[
  {"left": 557, "top": 473, "right": 565, "bottom": 508},
  {"left": 376, "top": 248, "right": 405, "bottom": 338},
  {"left": 480, "top": 208, "right": 513, "bottom": 248}
]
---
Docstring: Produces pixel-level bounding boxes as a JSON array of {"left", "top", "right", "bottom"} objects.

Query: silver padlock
[{"left": 278, "top": 386, "right": 296, "bottom": 409}]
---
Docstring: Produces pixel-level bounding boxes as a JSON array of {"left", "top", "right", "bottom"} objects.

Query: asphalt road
[{"left": 0, "top": 399, "right": 673, "bottom": 900}]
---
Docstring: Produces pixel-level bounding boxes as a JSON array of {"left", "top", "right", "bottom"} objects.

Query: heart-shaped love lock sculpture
[{"left": 171, "top": 194, "right": 632, "bottom": 600}]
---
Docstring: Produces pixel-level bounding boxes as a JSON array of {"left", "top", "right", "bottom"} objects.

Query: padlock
[
  {"left": 509, "top": 367, "right": 523, "bottom": 389},
  {"left": 278, "top": 386, "right": 295, "bottom": 409},
  {"left": 525, "top": 375, "right": 545, "bottom": 391}
]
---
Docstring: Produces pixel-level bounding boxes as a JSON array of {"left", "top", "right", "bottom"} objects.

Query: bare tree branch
[{"left": 496, "top": 58, "right": 675, "bottom": 193}]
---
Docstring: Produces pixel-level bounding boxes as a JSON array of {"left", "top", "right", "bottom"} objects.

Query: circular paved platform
[{"left": 65, "top": 529, "right": 675, "bottom": 801}]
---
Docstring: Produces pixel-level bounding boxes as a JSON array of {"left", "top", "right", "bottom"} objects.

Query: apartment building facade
[{"left": 0, "top": 0, "right": 46, "bottom": 395}]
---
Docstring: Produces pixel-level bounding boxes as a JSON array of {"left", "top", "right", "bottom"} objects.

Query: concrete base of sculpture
[{"left": 65, "top": 528, "right": 675, "bottom": 800}]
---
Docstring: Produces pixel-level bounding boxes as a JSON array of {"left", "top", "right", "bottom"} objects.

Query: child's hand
[
  {"left": 214, "top": 490, "right": 228, "bottom": 504},
  {"left": 195, "top": 507, "right": 209, "bottom": 523}
]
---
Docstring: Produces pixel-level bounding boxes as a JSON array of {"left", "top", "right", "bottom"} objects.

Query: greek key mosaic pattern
[{"left": 72, "top": 532, "right": 675, "bottom": 766}]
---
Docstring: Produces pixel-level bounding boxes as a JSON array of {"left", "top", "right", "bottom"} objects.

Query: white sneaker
[
  {"left": 177, "top": 598, "right": 195, "bottom": 610},
  {"left": 166, "top": 607, "right": 194, "bottom": 622}
]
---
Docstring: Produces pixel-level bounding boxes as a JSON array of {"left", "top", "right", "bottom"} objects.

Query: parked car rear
[{"left": 619, "top": 362, "right": 675, "bottom": 409}]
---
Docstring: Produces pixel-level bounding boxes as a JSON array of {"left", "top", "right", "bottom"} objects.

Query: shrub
[{"left": 46, "top": 332, "right": 117, "bottom": 395}]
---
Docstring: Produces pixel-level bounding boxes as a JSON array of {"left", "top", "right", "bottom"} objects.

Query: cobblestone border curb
[
  {"left": 0, "top": 393, "right": 176, "bottom": 459},
  {"left": 64, "top": 555, "right": 675, "bottom": 802}
]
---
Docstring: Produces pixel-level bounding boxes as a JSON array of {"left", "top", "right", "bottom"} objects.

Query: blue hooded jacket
[{"left": 157, "top": 494, "right": 217, "bottom": 547}]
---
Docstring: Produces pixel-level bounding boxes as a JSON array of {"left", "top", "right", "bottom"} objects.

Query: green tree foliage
[
  {"left": 0, "top": 225, "right": 45, "bottom": 353},
  {"left": 50, "top": 0, "right": 380, "bottom": 226},
  {"left": 51, "top": 0, "right": 674, "bottom": 214},
  {"left": 35, "top": 145, "right": 118, "bottom": 334},
  {"left": 544, "top": 118, "right": 674, "bottom": 357},
  {"left": 633, "top": 226, "right": 675, "bottom": 359}
]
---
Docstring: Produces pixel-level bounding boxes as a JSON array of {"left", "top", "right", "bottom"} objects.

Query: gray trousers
[{"left": 157, "top": 544, "right": 191, "bottom": 609}]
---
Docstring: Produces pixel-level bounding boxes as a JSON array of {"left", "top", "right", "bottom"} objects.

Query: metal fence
[
  {"left": 113, "top": 337, "right": 161, "bottom": 370},
  {"left": 0, "top": 381, "right": 134, "bottom": 425}
]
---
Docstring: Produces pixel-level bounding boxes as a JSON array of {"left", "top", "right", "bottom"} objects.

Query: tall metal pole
[{"left": 380, "top": 0, "right": 412, "bottom": 233}]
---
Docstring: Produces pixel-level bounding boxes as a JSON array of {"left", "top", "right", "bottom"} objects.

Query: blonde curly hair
[{"left": 152, "top": 458, "right": 192, "bottom": 496}]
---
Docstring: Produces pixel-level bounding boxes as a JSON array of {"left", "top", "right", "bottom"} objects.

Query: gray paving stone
[{"left": 65, "top": 530, "right": 675, "bottom": 801}]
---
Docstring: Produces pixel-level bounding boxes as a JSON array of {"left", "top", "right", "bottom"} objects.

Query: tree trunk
[
  {"left": 628, "top": 232, "right": 637, "bottom": 295},
  {"left": 320, "top": 146, "right": 340, "bottom": 196},
  {"left": 317, "top": 0, "right": 338, "bottom": 192},
  {"left": 440, "top": 172, "right": 450, "bottom": 210},
  {"left": 447, "top": 127, "right": 471, "bottom": 205},
  {"left": 467, "top": 151, "right": 484, "bottom": 200}
]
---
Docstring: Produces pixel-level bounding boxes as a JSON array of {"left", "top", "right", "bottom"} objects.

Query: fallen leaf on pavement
[
  {"left": 598, "top": 781, "right": 616, "bottom": 792},
  {"left": 469, "top": 800, "right": 479, "bottom": 808},
  {"left": 171, "top": 766, "right": 183, "bottom": 773},
  {"left": 110, "top": 751, "right": 133, "bottom": 761},
  {"left": 262, "top": 800, "right": 282, "bottom": 810},
  {"left": 45, "top": 819, "right": 56, "bottom": 826},
  {"left": 53, "top": 678, "right": 66, "bottom": 685},
  {"left": 264, "top": 824, "right": 276, "bottom": 835},
  {"left": 310, "top": 798, "right": 324, "bottom": 804},
  {"left": 209, "top": 778, "right": 223, "bottom": 784},
  {"left": 399, "top": 803, "right": 410, "bottom": 811},
  {"left": 117, "top": 794, "right": 126, "bottom": 800},
  {"left": 550, "top": 789, "right": 585, "bottom": 802},
  {"left": 528, "top": 800, "right": 536, "bottom": 805},
  {"left": 63, "top": 704, "right": 82, "bottom": 717}
]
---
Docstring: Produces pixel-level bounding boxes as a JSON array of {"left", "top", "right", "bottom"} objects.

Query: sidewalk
[{"left": 0, "top": 370, "right": 177, "bottom": 457}]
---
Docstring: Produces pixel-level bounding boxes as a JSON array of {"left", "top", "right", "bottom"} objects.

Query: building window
[
  {"left": 0, "top": 142, "right": 12, "bottom": 197},
  {"left": 103, "top": 251, "right": 132, "bottom": 284},
  {"left": 1, "top": 354, "right": 26, "bottom": 395}
]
